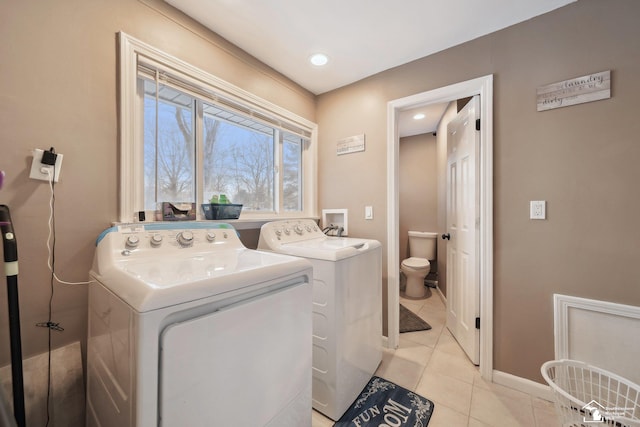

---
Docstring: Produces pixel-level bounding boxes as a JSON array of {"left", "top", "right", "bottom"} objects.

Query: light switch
[{"left": 365, "top": 206, "right": 373, "bottom": 220}]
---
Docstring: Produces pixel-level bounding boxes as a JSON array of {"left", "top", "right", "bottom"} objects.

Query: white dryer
[
  {"left": 86, "top": 222, "right": 313, "bottom": 427},
  {"left": 257, "top": 219, "right": 382, "bottom": 421}
]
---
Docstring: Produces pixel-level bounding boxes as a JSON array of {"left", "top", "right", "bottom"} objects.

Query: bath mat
[
  {"left": 399, "top": 304, "right": 432, "bottom": 333},
  {"left": 333, "top": 376, "right": 434, "bottom": 427}
]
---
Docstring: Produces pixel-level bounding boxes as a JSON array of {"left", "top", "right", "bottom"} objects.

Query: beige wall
[
  {"left": 317, "top": 0, "right": 640, "bottom": 383},
  {"left": 2, "top": 0, "right": 639, "bottom": 390},
  {"left": 0, "top": 0, "right": 314, "bottom": 366},
  {"left": 399, "top": 133, "right": 438, "bottom": 263}
]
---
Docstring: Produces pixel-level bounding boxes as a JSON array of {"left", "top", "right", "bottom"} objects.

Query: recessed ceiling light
[
  {"left": 309, "top": 53, "right": 329, "bottom": 66},
  {"left": 413, "top": 113, "right": 426, "bottom": 120}
]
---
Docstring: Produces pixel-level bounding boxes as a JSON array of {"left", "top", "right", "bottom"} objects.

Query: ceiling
[{"left": 165, "top": 0, "right": 575, "bottom": 135}]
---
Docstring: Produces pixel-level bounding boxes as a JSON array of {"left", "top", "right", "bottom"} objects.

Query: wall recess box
[
  {"left": 29, "top": 149, "right": 63, "bottom": 182},
  {"left": 322, "top": 208, "right": 348, "bottom": 236}
]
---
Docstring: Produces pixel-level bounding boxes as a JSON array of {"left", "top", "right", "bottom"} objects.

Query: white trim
[
  {"left": 386, "top": 75, "right": 494, "bottom": 381},
  {"left": 117, "top": 32, "right": 317, "bottom": 223},
  {"left": 435, "top": 285, "right": 446, "bottom": 305},
  {"left": 492, "top": 370, "right": 554, "bottom": 402},
  {"left": 118, "top": 33, "right": 144, "bottom": 222},
  {"left": 553, "top": 294, "right": 640, "bottom": 387},
  {"left": 554, "top": 294, "right": 640, "bottom": 359}
]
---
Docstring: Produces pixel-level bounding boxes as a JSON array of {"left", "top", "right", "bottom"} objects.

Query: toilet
[{"left": 401, "top": 231, "right": 437, "bottom": 298}]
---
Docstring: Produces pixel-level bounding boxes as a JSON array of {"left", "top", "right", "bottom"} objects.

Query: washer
[
  {"left": 86, "top": 222, "right": 313, "bottom": 427},
  {"left": 257, "top": 219, "right": 382, "bottom": 421}
]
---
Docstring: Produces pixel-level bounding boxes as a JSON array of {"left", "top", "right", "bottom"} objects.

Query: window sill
[{"left": 114, "top": 216, "right": 320, "bottom": 231}]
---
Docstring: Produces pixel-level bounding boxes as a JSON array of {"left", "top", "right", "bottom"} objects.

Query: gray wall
[{"left": 317, "top": 0, "right": 640, "bottom": 383}]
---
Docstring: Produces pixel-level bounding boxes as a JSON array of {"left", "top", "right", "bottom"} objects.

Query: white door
[{"left": 445, "top": 96, "right": 480, "bottom": 365}]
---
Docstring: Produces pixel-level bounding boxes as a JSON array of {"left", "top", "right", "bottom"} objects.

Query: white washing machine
[
  {"left": 86, "top": 222, "right": 313, "bottom": 427},
  {"left": 257, "top": 219, "right": 382, "bottom": 421}
]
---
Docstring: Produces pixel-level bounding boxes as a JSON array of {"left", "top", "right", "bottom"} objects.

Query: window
[{"left": 118, "top": 32, "right": 317, "bottom": 222}]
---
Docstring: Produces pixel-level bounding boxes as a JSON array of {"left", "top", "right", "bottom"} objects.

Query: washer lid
[
  {"left": 90, "top": 223, "right": 312, "bottom": 312},
  {"left": 92, "top": 249, "right": 311, "bottom": 312}
]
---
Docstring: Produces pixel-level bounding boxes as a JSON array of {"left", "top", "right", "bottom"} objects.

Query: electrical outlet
[
  {"left": 29, "top": 149, "right": 63, "bottom": 182},
  {"left": 530, "top": 200, "right": 546, "bottom": 220}
]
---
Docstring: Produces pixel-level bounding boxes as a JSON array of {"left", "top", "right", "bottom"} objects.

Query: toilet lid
[{"left": 402, "top": 257, "right": 430, "bottom": 268}]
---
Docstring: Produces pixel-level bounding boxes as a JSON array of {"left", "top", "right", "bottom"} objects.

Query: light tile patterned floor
[{"left": 312, "top": 290, "right": 562, "bottom": 427}]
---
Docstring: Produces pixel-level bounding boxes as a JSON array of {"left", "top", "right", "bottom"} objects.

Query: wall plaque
[
  {"left": 337, "top": 134, "right": 365, "bottom": 155},
  {"left": 537, "top": 70, "right": 611, "bottom": 112}
]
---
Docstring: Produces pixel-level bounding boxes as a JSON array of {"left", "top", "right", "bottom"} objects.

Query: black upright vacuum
[{"left": 0, "top": 203, "right": 26, "bottom": 427}]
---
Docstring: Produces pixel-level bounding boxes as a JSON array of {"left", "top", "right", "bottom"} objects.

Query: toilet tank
[{"left": 408, "top": 231, "right": 438, "bottom": 260}]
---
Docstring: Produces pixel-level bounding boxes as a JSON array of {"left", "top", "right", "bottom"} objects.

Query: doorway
[{"left": 386, "top": 75, "right": 494, "bottom": 381}]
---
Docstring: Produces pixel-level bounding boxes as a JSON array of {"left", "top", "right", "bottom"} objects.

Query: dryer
[
  {"left": 86, "top": 222, "right": 313, "bottom": 427},
  {"left": 257, "top": 219, "right": 382, "bottom": 421}
]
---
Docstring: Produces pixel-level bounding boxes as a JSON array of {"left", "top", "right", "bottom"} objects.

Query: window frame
[{"left": 118, "top": 32, "right": 317, "bottom": 223}]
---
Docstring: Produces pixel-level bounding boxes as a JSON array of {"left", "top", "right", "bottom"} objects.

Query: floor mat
[
  {"left": 333, "top": 376, "right": 434, "bottom": 426},
  {"left": 399, "top": 304, "right": 432, "bottom": 333}
]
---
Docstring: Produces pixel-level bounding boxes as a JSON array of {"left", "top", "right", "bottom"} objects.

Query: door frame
[{"left": 386, "top": 75, "right": 493, "bottom": 380}]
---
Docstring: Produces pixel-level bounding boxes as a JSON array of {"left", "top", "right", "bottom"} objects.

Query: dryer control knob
[
  {"left": 177, "top": 231, "right": 194, "bottom": 247},
  {"left": 294, "top": 225, "right": 303, "bottom": 235},
  {"left": 150, "top": 234, "right": 163, "bottom": 247},
  {"left": 125, "top": 235, "right": 140, "bottom": 249},
  {"left": 206, "top": 231, "right": 216, "bottom": 242}
]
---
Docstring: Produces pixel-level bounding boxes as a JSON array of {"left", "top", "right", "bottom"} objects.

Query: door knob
[{"left": 442, "top": 233, "right": 451, "bottom": 240}]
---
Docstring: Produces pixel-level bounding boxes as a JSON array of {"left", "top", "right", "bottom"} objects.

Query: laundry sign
[
  {"left": 337, "top": 134, "right": 365, "bottom": 155},
  {"left": 537, "top": 70, "right": 611, "bottom": 111}
]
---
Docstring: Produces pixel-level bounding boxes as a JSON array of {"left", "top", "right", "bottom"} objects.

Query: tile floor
[{"left": 312, "top": 289, "right": 562, "bottom": 427}]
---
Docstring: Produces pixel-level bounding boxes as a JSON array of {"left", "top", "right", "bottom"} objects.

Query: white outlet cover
[{"left": 530, "top": 200, "right": 546, "bottom": 220}]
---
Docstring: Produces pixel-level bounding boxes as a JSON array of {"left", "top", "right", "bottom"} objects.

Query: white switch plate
[
  {"left": 29, "top": 149, "right": 63, "bottom": 182},
  {"left": 530, "top": 200, "right": 546, "bottom": 219},
  {"left": 365, "top": 206, "right": 373, "bottom": 220}
]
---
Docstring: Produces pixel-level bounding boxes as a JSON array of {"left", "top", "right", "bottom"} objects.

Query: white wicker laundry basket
[{"left": 541, "top": 359, "right": 640, "bottom": 427}]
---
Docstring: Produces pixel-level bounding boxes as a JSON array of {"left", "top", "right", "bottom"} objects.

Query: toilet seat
[{"left": 402, "top": 257, "right": 430, "bottom": 269}]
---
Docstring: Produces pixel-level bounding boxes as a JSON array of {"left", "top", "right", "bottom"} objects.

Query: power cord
[{"left": 35, "top": 162, "right": 62, "bottom": 427}]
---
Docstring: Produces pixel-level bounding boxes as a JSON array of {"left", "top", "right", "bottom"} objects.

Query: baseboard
[
  {"left": 492, "top": 370, "right": 554, "bottom": 402},
  {"left": 435, "top": 285, "right": 446, "bottom": 303}
]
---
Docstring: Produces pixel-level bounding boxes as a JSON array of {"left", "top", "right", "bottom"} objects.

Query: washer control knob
[
  {"left": 150, "top": 234, "right": 163, "bottom": 247},
  {"left": 223, "top": 232, "right": 228, "bottom": 239},
  {"left": 294, "top": 225, "right": 303, "bottom": 235},
  {"left": 125, "top": 235, "right": 140, "bottom": 249},
  {"left": 206, "top": 231, "right": 216, "bottom": 242},
  {"left": 284, "top": 227, "right": 291, "bottom": 235},
  {"left": 275, "top": 229, "right": 282, "bottom": 237},
  {"left": 305, "top": 225, "right": 312, "bottom": 232},
  {"left": 177, "top": 231, "right": 194, "bottom": 247}
]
